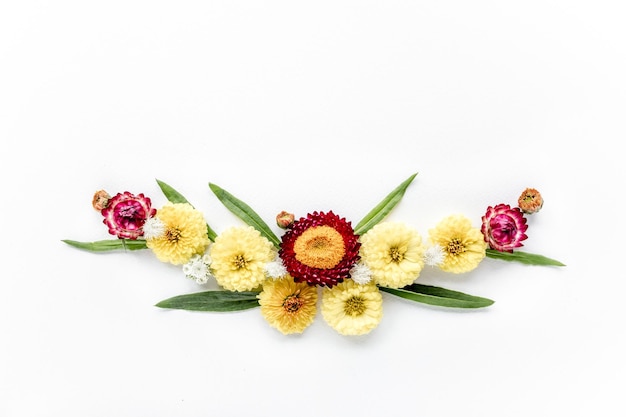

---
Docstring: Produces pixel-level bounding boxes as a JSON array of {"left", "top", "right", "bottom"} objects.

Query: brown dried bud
[
  {"left": 518, "top": 188, "right": 543, "bottom": 214},
  {"left": 92, "top": 190, "right": 111, "bottom": 211},
  {"left": 276, "top": 211, "right": 295, "bottom": 229}
]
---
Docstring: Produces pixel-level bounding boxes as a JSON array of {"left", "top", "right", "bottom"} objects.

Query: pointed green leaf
[
  {"left": 209, "top": 183, "right": 281, "bottom": 249},
  {"left": 379, "top": 283, "right": 494, "bottom": 308},
  {"left": 155, "top": 291, "right": 260, "bottom": 312},
  {"left": 156, "top": 179, "right": 190, "bottom": 204},
  {"left": 156, "top": 179, "right": 218, "bottom": 241},
  {"left": 354, "top": 173, "right": 418, "bottom": 236},
  {"left": 486, "top": 249, "right": 565, "bottom": 266},
  {"left": 62, "top": 239, "right": 148, "bottom": 252}
]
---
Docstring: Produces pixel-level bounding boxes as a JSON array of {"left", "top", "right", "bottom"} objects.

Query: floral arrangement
[{"left": 64, "top": 174, "right": 564, "bottom": 336}]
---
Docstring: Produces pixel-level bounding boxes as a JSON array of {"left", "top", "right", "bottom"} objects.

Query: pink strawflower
[
  {"left": 481, "top": 204, "right": 528, "bottom": 252},
  {"left": 101, "top": 191, "right": 156, "bottom": 239}
]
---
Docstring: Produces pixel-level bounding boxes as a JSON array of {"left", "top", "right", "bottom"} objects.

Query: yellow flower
[
  {"left": 359, "top": 222, "right": 425, "bottom": 288},
  {"left": 209, "top": 226, "right": 275, "bottom": 291},
  {"left": 428, "top": 214, "right": 487, "bottom": 273},
  {"left": 258, "top": 276, "right": 318, "bottom": 334},
  {"left": 321, "top": 280, "right": 383, "bottom": 336},
  {"left": 146, "top": 203, "right": 209, "bottom": 265}
]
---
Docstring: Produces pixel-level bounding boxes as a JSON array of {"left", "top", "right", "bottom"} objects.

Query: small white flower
[
  {"left": 142, "top": 216, "right": 166, "bottom": 239},
  {"left": 182, "top": 254, "right": 212, "bottom": 284},
  {"left": 350, "top": 263, "right": 372, "bottom": 285},
  {"left": 423, "top": 244, "right": 445, "bottom": 267},
  {"left": 264, "top": 257, "right": 288, "bottom": 279}
]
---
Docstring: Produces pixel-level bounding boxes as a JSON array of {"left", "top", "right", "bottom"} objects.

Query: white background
[{"left": 1, "top": 1, "right": 624, "bottom": 416}]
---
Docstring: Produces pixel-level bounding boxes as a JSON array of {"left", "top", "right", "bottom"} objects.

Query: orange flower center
[
  {"left": 282, "top": 292, "right": 303, "bottom": 313},
  {"left": 293, "top": 225, "right": 346, "bottom": 269}
]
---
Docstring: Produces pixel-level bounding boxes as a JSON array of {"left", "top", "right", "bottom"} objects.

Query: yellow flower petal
[
  {"left": 258, "top": 276, "right": 318, "bottom": 334},
  {"left": 146, "top": 203, "right": 209, "bottom": 265},
  {"left": 428, "top": 214, "right": 487, "bottom": 273},
  {"left": 321, "top": 280, "right": 383, "bottom": 336},
  {"left": 360, "top": 222, "right": 425, "bottom": 288},
  {"left": 210, "top": 226, "right": 275, "bottom": 291}
]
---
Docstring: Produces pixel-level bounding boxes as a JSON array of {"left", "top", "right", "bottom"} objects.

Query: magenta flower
[
  {"left": 481, "top": 204, "right": 528, "bottom": 252},
  {"left": 101, "top": 192, "right": 156, "bottom": 239}
]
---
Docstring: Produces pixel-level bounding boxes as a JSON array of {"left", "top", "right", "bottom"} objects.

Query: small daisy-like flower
[
  {"left": 145, "top": 203, "right": 209, "bottom": 265},
  {"left": 481, "top": 204, "right": 528, "bottom": 252},
  {"left": 279, "top": 211, "right": 360, "bottom": 288},
  {"left": 142, "top": 216, "right": 166, "bottom": 240},
  {"left": 359, "top": 222, "right": 425, "bottom": 288},
  {"left": 257, "top": 276, "right": 318, "bottom": 335},
  {"left": 321, "top": 280, "right": 383, "bottom": 336},
  {"left": 429, "top": 214, "right": 487, "bottom": 273},
  {"left": 350, "top": 263, "right": 372, "bottom": 285},
  {"left": 423, "top": 244, "right": 445, "bottom": 267},
  {"left": 209, "top": 226, "right": 275, "bottom": 291},
  {"left": 101, "top": 191, "right": 156, "bottom": 239},
  {"left": 182, "top": 254, "right": 212, "bottom": 284},
  {"left": 518, "top": 188, "right": 543, "bottom": 214},
  {"left": 264, "top": 257, "right": 288, "bottom": 279}
]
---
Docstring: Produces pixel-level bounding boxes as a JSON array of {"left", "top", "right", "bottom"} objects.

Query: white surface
[{"left": 1, "top": 1, "right": 624, "bottom": 416}]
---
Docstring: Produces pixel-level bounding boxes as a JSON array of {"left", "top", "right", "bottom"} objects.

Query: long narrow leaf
[
  {"left": 155, "top": 291, "right": 260, "bottom": 312},
  {"left": 486, "top": 249, "right": 565, "bottom": 266},
  {"left": 62, "top": 239, "right": 148, "bottom": 252},
  {"left": 156, "top": 179, "right": 218, "bottom": 241},
  {"left": 354, "top": 173, "right": 418, "bottom": 235},
  {"left": 156, "top": 179, "right": 190, "bottom": 204},
  {"left": 209, "top": 183, "right": 281, "bottom": 248},
  {"left": 379, "top": 283, "right": 494, "bottom": 308}
]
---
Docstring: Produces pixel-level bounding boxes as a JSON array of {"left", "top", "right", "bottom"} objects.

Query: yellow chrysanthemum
[
  {"left": 359, "top": 222, "right": 425, "bottom": 288},
  {"left": 321, "top": 280, "right": 383, "bottom": 336},
  {"left": 209, "top": 226, "right": 275, "bottom": 291},
  {"left": 258, "top": 276, "right": 318, "bottom": 334},
  {"left": 428, "top": 214, "right": 487, "bottom": 273},
  {"left": 146, "top": 203, "right": 209, "bottom": 265}
]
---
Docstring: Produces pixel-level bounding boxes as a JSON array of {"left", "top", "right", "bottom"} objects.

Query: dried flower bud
[
  {"left": 276, "top": 211, "right": 295, "bottom": 229},
  {"left": 518, "top": 188, "right": 543, "bottom": 214},
  {"left": 92, "top": 190, "right": 111, "bottom": 211}
]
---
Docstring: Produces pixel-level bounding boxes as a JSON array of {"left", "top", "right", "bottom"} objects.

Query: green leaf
[
  {"left": 155, "top": 291, "right": 261, "bottom": 312},
  {"left": 354, "top": 173, "right": 418, "bottom": 236},
  {"left": 156, "top": 179, "right": 218, "bottom": 241},
  {"left": 62, "top": 239, "right": 148, "bottom": 252},
  {"left": 156, "top": 179, "right": 190, "bottom": 204},
  {"left": 486, "top": 249, "right": 565, "bottom": 266},
  {"left": 209, "top": 183, "right": 281, "bottom": 249},
  {"left": 379, "top": 283, "right": 494, "bottom": 309}
]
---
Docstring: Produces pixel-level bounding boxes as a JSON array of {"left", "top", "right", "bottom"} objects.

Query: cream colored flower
[
  {"left": 428, "top": 214, "right": 487, "bottom": 273},
  {"left": 359, "top": 222, "right": 425, "bottom": 288},
  {"left": 321, "top": 280, "right": 383, "bottom": 336},
  {"left": 145, "top": 203, "right": 209, "bottom": 265},
  {"left": 209, "top": 226, "right": 275, "bottom": 291}
]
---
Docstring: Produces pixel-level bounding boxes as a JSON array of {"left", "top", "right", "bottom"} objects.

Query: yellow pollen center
[
  {"left": 282, "top": 292, "right": 303, "bottom": 313},
  {"left": 344, "top": 296, "right": 366, "bottom": 316},
  {"left": 389, "top": 246, "right": 404, "bottom": 263},
  {"left": 233, "top": 254, "right": 248, "bottom": 269},
  {"left": 165, "top": 228, "right": 182, "bottom": 243},
  {"left": 293, "top": 225, "right": 346, "bottom": 269},
  {"left": 447, "top": 238, "right": 466, "bottom": 255}
]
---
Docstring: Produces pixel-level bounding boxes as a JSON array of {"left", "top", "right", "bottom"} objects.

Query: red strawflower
[
  {"left": 101, "top": 191, "right": 156, "bottom": 239},
  {"left": 279, "top": 211, "right": 360, "bottom": 287},
  {"left": 481, "top": 204, "right": 528, "bottom": 252}
]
